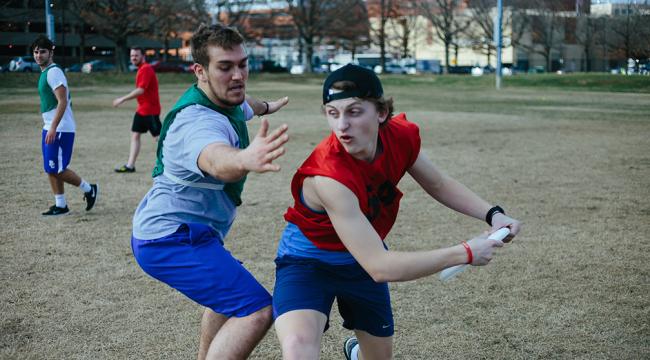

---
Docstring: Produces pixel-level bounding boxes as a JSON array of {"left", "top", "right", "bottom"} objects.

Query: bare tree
[
  {"left": 385, "top": 2, "right": 420, "bottom": 60},
  {"left": 212, "top": 0, "right": 258, "bottom": 40},
  {"left": 609, "top": 2, "right": 650, "bottom": 72},
  {"left": 80, "top": 0, "right": 206, "bottom": 72},
  {"left": 153, "top": 0, "right": 207, "bottom": 61},
  {"left": 287, "top": 0, "right": 366, "bottom": 73},
  {"left": 574, "top": 13, "right": 602, "bottom": 72},
  {"left": 80, "top": 0, "right": 159, "bottom": 72},
  {"left": 464, "top": 0, "right": 515, "bottom": 66},
  {"left": 510, "top": 0, "right": 568, "bottom": 72},
  {"left": 0, "top": 0, "right": 32, "bottom": 22},
  {"left": 414, "top": 0, "right": 471, "bottom": 74},
  {"left": 367, "top": 0, "right": 400, "bottom": 72}
]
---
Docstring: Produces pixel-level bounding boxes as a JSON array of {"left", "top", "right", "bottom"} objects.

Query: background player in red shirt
[
  {"left": 272, "top": 64, "right": 522, "bottom": 360},
  {"left": 112, "top": 46, "right": 162, "bottom": 173}
]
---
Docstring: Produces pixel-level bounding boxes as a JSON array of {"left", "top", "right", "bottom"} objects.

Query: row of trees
[
  {"left": 69, "top": 0, "right": 208, "bottom": 72},
  {"left": 6, "top": 0, "right": 647, "bottom": 73},
  {"left": 366, "top": 0, "right": 650, "bottom": 74}
]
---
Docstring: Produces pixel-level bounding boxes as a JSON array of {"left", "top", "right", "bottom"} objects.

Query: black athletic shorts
[{"left": 132, "top": 113, "right": 162, "bottom": 136}]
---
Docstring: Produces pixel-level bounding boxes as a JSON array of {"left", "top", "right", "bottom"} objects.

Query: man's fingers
[
  {"left": 492, "top": 240, "right": 505, "bottom": 248},
  {"left": 261, "top": 163, "right": 281, "bottom": 172},
  {"left": 268, "top": 133, "right": 289, "bottom": 151},
  {"left": 265, "top": 147, "right": 286, "bottom": 162},
  {"left": 264, "top": 123, "right": 289, "bottom": 142},
  {"left": 256, "top": 117, "right": 270, "bottom": 138}
]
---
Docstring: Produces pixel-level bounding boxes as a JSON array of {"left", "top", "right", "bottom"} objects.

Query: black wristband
[
  {"left": 485, "top": 205, "right": 505, "bottom": 226},
  {"left": 259, "top": 101, "right": 269, "bottom": 116}
]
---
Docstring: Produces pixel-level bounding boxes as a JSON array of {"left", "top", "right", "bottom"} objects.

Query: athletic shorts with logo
[
  {"left": 273, "top": 255, "right": 394, "bottom": 337},
  {"left": 132, "top": 113, "right": 162, "bottom": 136},
  {"left": 131, "top": 222, "right": 272, "bottom": 317},
  {"left": 41, "top": 130, "right": 74, "bottom": 174}
]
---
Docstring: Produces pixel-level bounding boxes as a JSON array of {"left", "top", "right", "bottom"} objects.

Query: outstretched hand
[
  {"left": 240, "top": 118, "right": 289, "bottom": 173},
  {"left": 265, "top": 96, "right": 289, "bottom": 115}
]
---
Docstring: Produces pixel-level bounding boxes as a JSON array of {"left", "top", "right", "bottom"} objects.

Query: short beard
[
  {"left": 208, "top": 80, "right": 244, "bottom": 108},
  {"left": 38, "top": 57, "right": 52, "bottom": 67}
]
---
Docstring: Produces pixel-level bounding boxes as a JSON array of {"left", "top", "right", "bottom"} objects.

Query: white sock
[
  {"left": 55, "top": 194, "right": 66, "bottom": 208},
  {"left": 351, "top": 344, "right": 359, "bottom": 360},
  {"left": 79, "top": 180, "right": 91, "bottom": 193}
]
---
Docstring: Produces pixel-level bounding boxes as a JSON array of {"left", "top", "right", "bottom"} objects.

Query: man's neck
[{"left": 40, "top": 60, "right": 53, "bottom": 71}]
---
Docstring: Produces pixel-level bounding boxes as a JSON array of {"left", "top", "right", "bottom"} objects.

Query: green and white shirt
[{"left": 38, "top": 63, "right": 75, "bottom": 132}]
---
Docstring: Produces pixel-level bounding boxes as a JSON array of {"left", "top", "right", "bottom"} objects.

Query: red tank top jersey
[
  {"left": 284, "top": 113, "right": 421, "bottom": 251},
  {"left": 135, "top": 62, "right": 161, "bottom": 115}
]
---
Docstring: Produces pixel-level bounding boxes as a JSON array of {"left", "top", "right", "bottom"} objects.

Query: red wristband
[{"left": 462, "top": 241, "right": 473, "bottom": 264}]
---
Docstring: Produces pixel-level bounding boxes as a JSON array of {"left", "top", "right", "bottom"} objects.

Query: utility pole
[
  {"left": 45, "top": 0, "right": 55, "bottom": 41},
  {"left": 495, "top": 0, "right": 503, "bottom": 90}
]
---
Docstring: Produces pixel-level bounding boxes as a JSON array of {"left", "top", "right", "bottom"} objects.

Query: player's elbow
[
  {"left": 363, "top": 256, "right": 402, "bottom": 283},
  {"left": 368, "top": 269, "right": 391, "bottom": 283}
]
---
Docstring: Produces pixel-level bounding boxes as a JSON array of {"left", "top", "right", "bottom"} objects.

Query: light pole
[
  {"left": 495, "top": 0, "right": 503, "bottom": 89},
  {"left": 45, "top": 0, "right": 55, "bottom": 41}
]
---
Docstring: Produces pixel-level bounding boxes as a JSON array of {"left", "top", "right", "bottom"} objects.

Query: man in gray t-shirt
[{"left": 131, "top": 24, "right": 289, "bottom": 360}]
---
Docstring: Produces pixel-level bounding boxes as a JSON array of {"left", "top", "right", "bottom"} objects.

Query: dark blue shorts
[
  {"left": 132, "top": 223, "right": 272, "bottom": 317},
  {"left": 41, "top": 130, "right": 74, "bottom": 174},
  {"left": 273, "top": 256, "right": 394, "bottom": 337}
]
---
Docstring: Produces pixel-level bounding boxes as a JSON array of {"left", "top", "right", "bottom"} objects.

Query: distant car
[
  {"left": 81, "top": 60, "right": 116, "bottom": 73},
  {"left": 65, "top": 63, "right": 82, "bottom": 72},
  {"left": 471, "top": 66, "right": 484, "bottom": 76},
  {"left": 375, "top": 62, "right": 408, "bottom": 74},
  {"left": 446, "top": 66, "right": 473, "bottom": 74},
  {"left": 9, "top": 56, "right": 40, "bottom": 72},
  {"left": 289, "top": 64, "right": 304, "bottom": 74},
  {"left": 150, "top": 60, "right": 191, "bottom": 73},
  {"left": 260, "top": 60, "right": 288, "bottom": 73}
]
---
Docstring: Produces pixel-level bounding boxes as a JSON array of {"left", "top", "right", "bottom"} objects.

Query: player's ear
[
  {"left": 194, "top": 63, "right": 207, "bottom": 82},
  {"left": 377, "top": 107, "right": 389, "bottom": 124}
]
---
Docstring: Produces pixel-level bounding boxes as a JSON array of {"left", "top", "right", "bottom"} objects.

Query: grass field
[{"left": 1, "top": 73, "right": 649, "bottom": 359}]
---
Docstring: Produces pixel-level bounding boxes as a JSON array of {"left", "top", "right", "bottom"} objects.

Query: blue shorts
[
  {"left": 41, "top": 130, "right": 75, "bottom": 174},
  {"left": 131, "top": 223, "right": 272, "bottom": 317},
  {"left": 273, "top": 256, "right": 394, "bottom": 337}
]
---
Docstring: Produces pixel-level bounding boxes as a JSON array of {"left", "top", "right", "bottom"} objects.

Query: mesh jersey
[
  {"left": 284, "top": 113, "right": 421, "bottom": 251},
  {"left": 135, "top": 62, "right": 161, "bottom": 115},
  {"left": 38, "top": 63, "right": 75, "bottom": 132}
]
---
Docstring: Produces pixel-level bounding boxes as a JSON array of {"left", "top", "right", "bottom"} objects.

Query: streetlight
[{"left": 495, "top": 0, "right": 503, "bottom": 89}]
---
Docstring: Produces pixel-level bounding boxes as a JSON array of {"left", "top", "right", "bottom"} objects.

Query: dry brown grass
[{"left": 1, "top": 75, "right": 649, "bottom": 359}]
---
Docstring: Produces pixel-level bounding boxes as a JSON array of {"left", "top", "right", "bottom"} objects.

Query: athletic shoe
[
  {"left": 115, "top": 165, "right": 135, "bottom": 173},
  {"left": 343, "top": 336, "right": 359, "bottom": 360},
  {"left": 84, "top": 184, "right": 98, "bottom": 211},
  {"left": 42, "top": 205, "right": 69, "bottom": 216}
]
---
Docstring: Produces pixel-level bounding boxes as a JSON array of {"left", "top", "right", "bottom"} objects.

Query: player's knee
[
  {"left": 247, "top": 305, "right": 273, "bottom": 329},
  {"left": 281, "top": 332, "right": 320, "bottom": 360}
]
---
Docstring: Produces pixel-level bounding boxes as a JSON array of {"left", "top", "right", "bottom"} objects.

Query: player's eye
[{"left": 348, "top": 108, "right": 362, "bottom": 116}]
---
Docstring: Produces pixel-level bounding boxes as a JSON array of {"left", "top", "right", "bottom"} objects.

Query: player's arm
[
  {"left": 407, "top": 151, "right": 521, "bottom": 238},
  {"left": 45, "top": 85, "right": 68, "bottom": 144},
  {"left": 112, "top": 87, "right": 144, "bottom": 107},
  {"left": 308, "top": 176, "right": 501, "bottom": 283},
  {"left": 197, "top": 118, "right": 288, "bottom": 182},
  {"left": 245, "top": 94, "right": 289, "bottom": 116}
]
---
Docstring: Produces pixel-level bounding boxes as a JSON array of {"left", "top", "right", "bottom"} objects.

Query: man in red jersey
[
  {"left": 272, "top": 64, "right": 522, "bottom": 360},
  {"left": 112, "top": 46, "right": 161, "bottom": 173}
]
